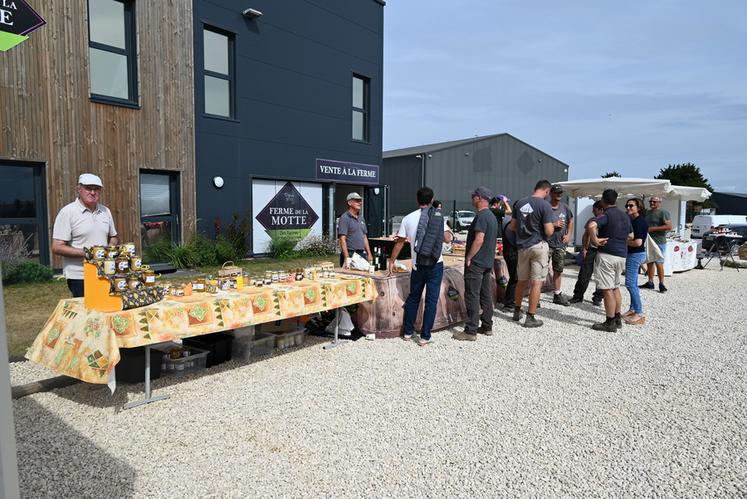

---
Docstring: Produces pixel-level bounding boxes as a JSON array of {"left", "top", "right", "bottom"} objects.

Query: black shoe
[
  {"left": 523, "top": 315, "right": 543, "bottom": 328},
  {"left": 502, "top": 303, "right": 515, "bottom": 312},
  {"left": 592, "top": 320, "right": 616, "bottom": 332},
  {"left": 659, "top": 283, "right": 668, "bottom": 293},
  {"left": 569, "top": 296, "right": 583, "bottom": 304},
  {"left": 453, "top": 331, "right": 477, "bottom": 341},
  {"left": 512, "top": 308, "right": 523, "bottom": 321},
  {"left": 639, "top": 282, "right": 655, "bottom": 290},
  {"left": 614, "top": 313, "right": 622, "bottom": 329},
  {"left": 477, "top": 325, "right": 493, "bottom": 336},
  {"left": 553, "top": 293, "right": 571, "bottom": 306},
  {"left": 591, "top": 298, "right": 602, "bottom": 306}
]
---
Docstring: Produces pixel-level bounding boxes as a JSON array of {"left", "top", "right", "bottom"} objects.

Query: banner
[
  {"left": 252, "top": 180, "right": 322, "bottom": 255},
  {"left": 315, "top": 158, "right": 379, "bottom": 185},
  {"left": 0, "top": 0, "right": 45, "bottom": 51}
]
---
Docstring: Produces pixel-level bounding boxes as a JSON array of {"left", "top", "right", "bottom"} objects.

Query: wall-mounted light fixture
[
  {"left": 213, "top": 176, "right": 224, "bottom": 188},
  {"left": 242, "top": 8, "right": 263, "bottom": 19},
  {"left": 373, "top": 187, "right": 380, "bottom": 195}
]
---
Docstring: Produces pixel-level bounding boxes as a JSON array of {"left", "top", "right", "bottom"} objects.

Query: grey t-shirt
[
  {"left": 547, "top": 202, "right": 573, "bottom": 248},
  {"left": 512, "top": 196, "right": 554, "bottom": 250},
  {"left": 337, "top": 210, "right": 367, "bottom": 251},
  {"left": 466, "top": 208, "right": 498, "bottom": 268}
]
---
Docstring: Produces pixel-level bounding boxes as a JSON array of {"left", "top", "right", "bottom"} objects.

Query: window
[
  {"left": 87, "top": 0, "right": 138, "bottom": 105},
  {"left": 203, "top": 26, "right": 234, "bottom": 118},
  {"left": 140, "top": 172, "right": 180, "bottom": 258},
  {"left": 352, "top": 74, "right": 370, "bottom": 142},
  {"left": 0, "top": 162, "right": 49, "bottom": 265}
]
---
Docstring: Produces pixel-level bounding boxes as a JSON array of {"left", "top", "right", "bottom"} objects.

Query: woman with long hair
[{"left": 624, "top": 198, "right": 648, "bottom": 324}]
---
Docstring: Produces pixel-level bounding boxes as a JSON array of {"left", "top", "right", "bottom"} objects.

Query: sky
[{"left": 382, "top": 0, "right": 747, "bottom": 193}]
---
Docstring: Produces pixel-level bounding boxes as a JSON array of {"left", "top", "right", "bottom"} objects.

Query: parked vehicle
[
  {"left": 701, "top": 223, "right": 747, "bottom": 251},
  {"left": 447, "top": 210, "right": 476, "bottom": 231},
  {"left": 691, "top": 214, "right": 747, "bottom": 238}
]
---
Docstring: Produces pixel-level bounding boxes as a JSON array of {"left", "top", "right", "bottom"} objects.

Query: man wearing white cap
[
  {"left": 52, "top": 173, "right": 118, "bottom": 297},
  {"left": 338, "top": 192, "right": 372, "bottom": 269}
]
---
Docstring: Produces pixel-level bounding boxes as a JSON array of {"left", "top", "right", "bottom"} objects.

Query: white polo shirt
[
  {"left": 52, "top": 199, "right": 117, "bottom": 279},
  {"left": 397, "top": 208, "right": 449, "bottom": 270}
]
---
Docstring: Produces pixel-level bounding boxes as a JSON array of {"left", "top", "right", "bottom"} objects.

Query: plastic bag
[
  {"left": 325, "top": 308, "right": 355, "bottom": 337},
  {"left": 645, "top": 234, "right": 664, "bottom": 263},
  {"left": 350, "top": 252, "right": 371, "bottom": 271}
]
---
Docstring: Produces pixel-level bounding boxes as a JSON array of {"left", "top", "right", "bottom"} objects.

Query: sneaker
[
  {"left": 403, "top": 333, "right": 413, "bottom": 341},
  {"left": 659, "top": 283, "right": 668, "bottom": 293},
  {"left": 523, "top": 315, "right": 543, "bottom": 328},
  {"left": 591, "top": 320, "right": 616, "bottom": 332},
  {"left": 477, "top": 326, "right": 493, "bottom": 336},
  {"left": 553, "top": 293, "right": 571, "bottom": 306},
  {"left": 415, "top": 336, "right": 433, "bottom": 346},
  {"left": 614, "top": 314, "right": 623, "bottom": 329},
  {"left": 569, "top": 296, "right": 583, "bottom": 304},
  {"left": 512, "top": 308, "right": 523, "bottom": 321},
  {"left": 502, "top": 303, "right": 515, "bottom": 312},
  {"left": 639, "top": 282, "right": 655, "bottom": 290},
  {"left": 452, "top": 331, "right": 477, "bottom": 341}
]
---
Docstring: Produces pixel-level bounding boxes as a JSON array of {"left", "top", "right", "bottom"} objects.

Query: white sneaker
[
  {"left": 415, "top": 335, "right": 433, "bottom": 346},
  {"left": 403, "top": 334, "right": 413, "bottom": 341}
]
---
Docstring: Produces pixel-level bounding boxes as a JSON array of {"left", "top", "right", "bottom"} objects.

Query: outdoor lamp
[{"left": 213, "top": 176, "right": 224, "bottom": 189}]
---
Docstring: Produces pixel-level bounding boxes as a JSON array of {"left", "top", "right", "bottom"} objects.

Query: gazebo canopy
[{"left": 556, "top": 177, "right": 711, "bottom": 202}]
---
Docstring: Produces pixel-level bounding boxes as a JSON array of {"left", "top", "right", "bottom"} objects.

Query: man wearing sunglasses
[{"left": 640, "top": 196, "right": 671, "bottom": 293}]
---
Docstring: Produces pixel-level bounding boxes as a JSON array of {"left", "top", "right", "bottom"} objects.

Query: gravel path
[
  {"left": 9, "top": 360, "right": 57, "bottom": 387},
  {"left": 11, "top": 265, "right": 747, "bottom": 498}
]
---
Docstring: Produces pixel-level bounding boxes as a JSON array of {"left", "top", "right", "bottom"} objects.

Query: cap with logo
[
  {"left": 78, "top": 173, "right": 103, "bottom": 187},
  {"left": 551, "top": 184, "right": 564, "bottom": 193},
  {"left": 346, "top": 192, "right": 363, "bottom": 201}
]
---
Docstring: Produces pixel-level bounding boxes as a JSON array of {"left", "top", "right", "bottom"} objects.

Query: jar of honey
[
  {"left": 192, "top": 279, "right": 206, "bottom": 292},
  {"left": 122, "top": 242, "right": 136, "bottom": 256},
  {"left": 128, "top": 275, "right": 141, "bottom": 290},
  {"left": 91, "top": 245, "right": 106, "bottom": 260},
  {"left": 129, "top": 255, "right": 142, "bottom": 271},
  {"left": 106, "top": 246, "right": 119, "bottom": 259},
  {"left": 142, "top": 268, "right": 156, "bottom": 287},
  {"left": 113, "top": 274, "right": 128, "bottom": 293},
  {"left": 103, "top": 258, "right": 116, "bottom": 275},
  {"left": 115, "top": 256, "right": 129, "bottom": 273}
]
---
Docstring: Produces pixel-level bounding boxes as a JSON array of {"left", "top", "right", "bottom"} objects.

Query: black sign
[
  {"left": 0, "top": 0, "right": 45, "bottom": 36},
  {"left": 255, "top": 182, "right": 319, "bottom": 231},
  {"left": 315, "top": 158, "right": 379, "bottom": 185}
]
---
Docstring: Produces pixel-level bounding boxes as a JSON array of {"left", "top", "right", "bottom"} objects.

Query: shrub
[
  {"left": 223, "top": 214, "right": 250, "bottom": 260},
  {"left": 165, "top": 244, "right": 196, "bottom": 269},
  {"left": 0, "top": 228, "right": 32, "bottom": 280},
  {"left": 187, "top": 234, "right": 218, "bottom": 266},
  {"left": 297, "top": 236, "right": 338, "bottom": 257},
  {"left": 143, "top": 237, "right": 172, "bottom": 264},
  {"left": 268, "top": 237, "right": 298, "bottom": 259},
  {"left": 215, "top": 235, "right": 237, "bottom": 263},
  {"left": 3, "top": 261, "right": 53, "bottom": 284}
]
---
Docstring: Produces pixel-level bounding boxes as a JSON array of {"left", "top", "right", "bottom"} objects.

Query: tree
[
  {"left": 601, "top": 171, "right": 621, "bottom": 178},
  {"left": 655, "top": 163, "right": 714, "bottom": 192}
]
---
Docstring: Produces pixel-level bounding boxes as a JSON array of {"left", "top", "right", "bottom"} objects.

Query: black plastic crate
[
  {"left": 183, "top": 332, "right": 233, "bottom": 368},
  {"left": 116, "top": 346, "right": 164, "bottom": 384}
]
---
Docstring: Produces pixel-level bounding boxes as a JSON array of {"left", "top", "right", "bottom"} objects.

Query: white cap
[
  {"left": 78, "top": 173, "right": 103, "bottom": 187},
  {"left": 346, "top": 192, "right": 363, "bottom": 201}
]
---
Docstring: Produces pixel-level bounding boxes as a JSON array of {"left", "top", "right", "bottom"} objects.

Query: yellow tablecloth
[{"left": 25, "top": 277, "right": 375, "bottom": 384}]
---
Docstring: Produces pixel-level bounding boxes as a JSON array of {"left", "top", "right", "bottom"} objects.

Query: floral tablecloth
[{"left": 25, "top": 277, "right": 375, "bottom": 384}]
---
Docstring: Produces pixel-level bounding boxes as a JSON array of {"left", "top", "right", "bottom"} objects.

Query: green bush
[
  {"left": 165, "top": 244, "right": 196, "bottom": 269},
  {"left": 215, "top": 236, "right": 237, "bottom": 263},
  {"left": 187, "top": 234, "right": 218, "bottom": 266},
  {"left": 3, "top": 261, "right": 53, "bottom": 284},
  {"left": 297, "top": 236, "right": 338, "bottom": 257},
  {"left": 143, "top": 237, "right": 172, "bottom": 263},
  {"left": 268, "top": 237, "right": 298, "bottom": 259},
  {"left": 223, "top": 214, "right": 250, "bottom": 260}
]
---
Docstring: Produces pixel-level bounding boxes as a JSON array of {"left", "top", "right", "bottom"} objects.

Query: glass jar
[
  {"left": 129, "top": 255, "right": 142, "bottom": 271},
  {"left": 91, "top": 245, "right": 106, "bottom": 260},
  {"left": 115, "top": 256, "right": 129, "bottom": 273},
  {"left": 102, "top": 258, "right": 116, "bottom": 275},
  {"left": 192, "top": 279, "right": 206, "bottom": 292},
  {"left": 113, "top": 274, "right": 128, "bottom": 293},
  {"left": 128, "top": 275, "right": 141, "bottom": 290},
  {"left": 143, "top": 269, "right": 156, "bottom": 286}
]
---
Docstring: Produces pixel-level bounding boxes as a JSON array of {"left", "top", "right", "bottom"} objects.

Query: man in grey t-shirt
[
  {"left": 338, "top": 192, "right": 373, "bottom": 269},
  {"left": 453, "top": 186, "right": 498, "bottom": 341},
  {"left": 509, "top": 180, "right": 557, "bottom": 328},
  {"left": 547, "top": 184, "right": 574, "bottom": 306}
]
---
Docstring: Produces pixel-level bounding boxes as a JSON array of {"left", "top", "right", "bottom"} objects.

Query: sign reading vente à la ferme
[{"left": 315, "top": 158, "right": 379, "bottom": 185}]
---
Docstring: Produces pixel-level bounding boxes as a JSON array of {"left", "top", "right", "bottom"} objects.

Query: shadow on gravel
[
  {"left": 52, "top": 337, "right": 326, "bottom": 410},
  {"left": 14, "top": 398, "right": 137, "bottom": 498},
  {"left": 494, "top": 296, "right": 602, "bottom": 328}
]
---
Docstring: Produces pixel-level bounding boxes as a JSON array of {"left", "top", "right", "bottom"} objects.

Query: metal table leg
[
  {"left": 123, "top": 345, "right": 170, "bottom": 410},
  {"left": 323, "top": 308, "right": 349, "bottom": 350}
]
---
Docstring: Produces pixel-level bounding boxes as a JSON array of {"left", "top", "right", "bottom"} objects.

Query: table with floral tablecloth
[{"left": 26, "top": 276, "right": 375, "bottom": 384}]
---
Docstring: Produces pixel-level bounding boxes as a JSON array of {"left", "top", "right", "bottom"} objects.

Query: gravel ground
[
  {"left": 9, "top": 360, "right": 57, "bottom": 387},
  {"left": 11, "top": 265, "right": 747, "bottom": 498}
]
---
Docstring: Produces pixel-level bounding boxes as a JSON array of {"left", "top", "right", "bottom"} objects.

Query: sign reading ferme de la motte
[
  {"left": 256, "top": 182, "right": 319, "bottom": 231},
  {"left": 315, "top": 158, "right": 379, "bottom": 185},
  {"left": 0, "top": 0, "right": 45, "bottom": 51}
]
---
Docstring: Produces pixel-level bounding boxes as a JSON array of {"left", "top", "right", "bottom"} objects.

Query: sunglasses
[
  {"left": 649, "top": 200, "right": 659, "bottom": 203},
  {"left": 625, "top": 204, "right": 636, "bottom": 209}
]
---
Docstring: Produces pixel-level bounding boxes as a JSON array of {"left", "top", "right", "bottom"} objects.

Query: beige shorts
[
  {"left": 594, "top": 252, "right": 626, "bottom": 289},
  {"left": 517, "top": 241, "right": 549, "bottom": 281}
]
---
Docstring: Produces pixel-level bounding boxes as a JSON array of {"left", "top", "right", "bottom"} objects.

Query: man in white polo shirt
[
  {"left": 52, "top": 173, "right": 118, "bottom": 297},
  {"left": 388, "top": 187, "right": 452, "bottom": 346}
]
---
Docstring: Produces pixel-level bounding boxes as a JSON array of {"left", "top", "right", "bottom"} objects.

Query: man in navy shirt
[{"left": 586, "top": 189, "right": 633, "bottom": 332}]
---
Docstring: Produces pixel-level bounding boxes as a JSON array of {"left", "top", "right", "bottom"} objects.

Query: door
[
  {"left": 140, "top": 171, "right": 180, "bottom": 257},
  {"left": 364, "top": 185, "right": 386, "bottom": 237},
  {"left": 0, "top": 161, "right": 48, "bottom": 265}
]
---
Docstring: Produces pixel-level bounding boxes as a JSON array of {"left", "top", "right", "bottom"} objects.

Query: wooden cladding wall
[{"left": 0, "top": 0, "right": 196, "bottom": 265}]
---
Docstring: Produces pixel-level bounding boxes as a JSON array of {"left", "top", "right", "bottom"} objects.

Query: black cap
[{"left": 551, "top": 184, "right": 564, "bottom": 193}]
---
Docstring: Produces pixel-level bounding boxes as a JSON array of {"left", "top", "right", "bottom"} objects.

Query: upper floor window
[
  {"left": 87, "top": 0, "right": 138, "bottom": 106},
  {"left": 352, "top": 74, "right": 370, "bottom": 142},
  {"left": 203, "top": 26, "right": 234, "bottom": 118}
]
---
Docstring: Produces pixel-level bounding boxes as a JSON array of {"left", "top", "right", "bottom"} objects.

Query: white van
[{"left": 691, "top": 214, "right": 747, "bottom": 238}]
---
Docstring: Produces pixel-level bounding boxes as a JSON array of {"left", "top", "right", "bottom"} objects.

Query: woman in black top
[{"left": 624, "top": 198, "right": 649, "bottom": 325}]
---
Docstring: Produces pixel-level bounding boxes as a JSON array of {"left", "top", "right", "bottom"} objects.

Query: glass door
[
  {"left": 0, "top": 162, "right": 48, "bottom": 265},
  {"left": 140, "top": 171, "right": 180, "bottom": 257}
]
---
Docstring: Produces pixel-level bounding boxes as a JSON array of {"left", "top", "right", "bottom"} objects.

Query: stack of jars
[{"left": 88, "top": 243, "right": 157, "bottom": 294}]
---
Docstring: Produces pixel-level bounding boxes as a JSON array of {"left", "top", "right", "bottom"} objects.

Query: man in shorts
[
  {"left": 547, "top": 184, "right": 574, "bottom": 306},
  {"left": 586, "top": 189, "right": 633, "bottom": 332},
  {"left": 641, "top": 196, "right": 672, "bottom": 293},
  {"left": 510, "top": 180, "right": 557, "bottom": 328}
]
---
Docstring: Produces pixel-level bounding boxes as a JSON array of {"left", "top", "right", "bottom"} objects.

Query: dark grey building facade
[
  {"left": 193, "top": 0, "right": 385, "bottom": 253},
  {"left": 383, "top": 133, "right": 570, "bottom": 221},
  {"left": 711, "top": 192, "right": 747, "bottom": 215}
]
